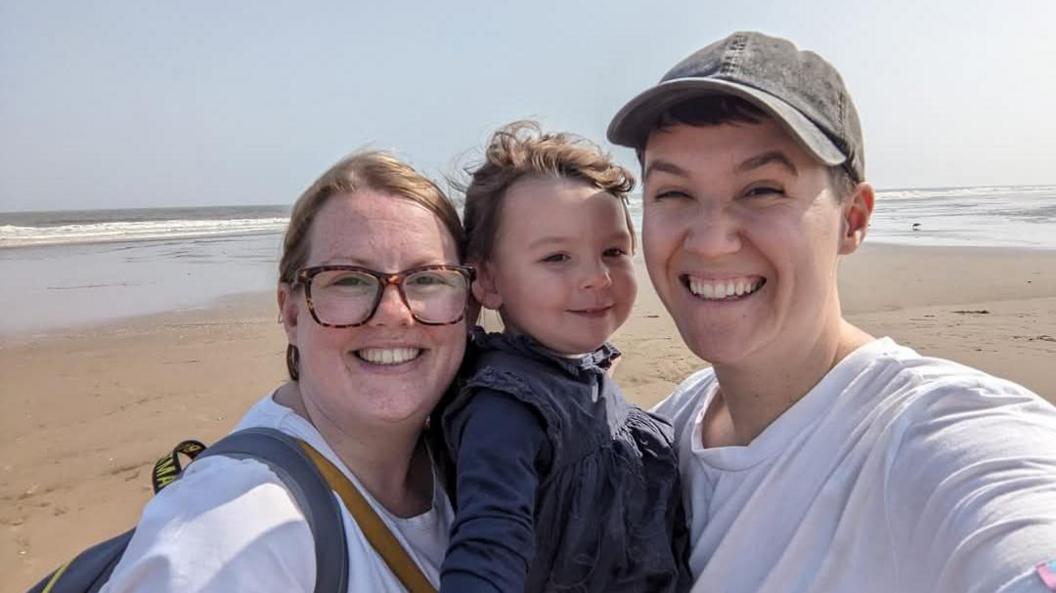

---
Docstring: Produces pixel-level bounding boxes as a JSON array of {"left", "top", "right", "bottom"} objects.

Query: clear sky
[{"left": 2, "top": 0, "right": 1054, "bottom": 212}]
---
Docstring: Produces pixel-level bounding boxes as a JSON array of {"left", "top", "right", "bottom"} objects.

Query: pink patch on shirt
[{"left": 1036, "top": 560, "right": 1056, "bottom": 590}]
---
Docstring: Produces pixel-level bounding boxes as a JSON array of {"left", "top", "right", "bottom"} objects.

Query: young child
[{"left": 438, "top": 122, "right": 691, "bottom": 593}]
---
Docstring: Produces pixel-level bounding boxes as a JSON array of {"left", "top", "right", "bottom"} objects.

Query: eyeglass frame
[{"left": 293, "top": 264, "right": 476, "bottom": 328}]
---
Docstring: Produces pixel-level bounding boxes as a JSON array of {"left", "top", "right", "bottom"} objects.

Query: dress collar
[{"left": 469, "top": 327, "right": 621, "bottom": 378}]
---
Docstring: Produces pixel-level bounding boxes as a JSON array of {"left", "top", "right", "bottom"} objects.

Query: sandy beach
[{"left": 2, "top": 242, "right": 1054, "bottom": 592}]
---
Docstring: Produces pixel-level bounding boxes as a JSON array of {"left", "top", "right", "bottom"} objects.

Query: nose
[
  {"left": 580, "top": 258, "right": 613, "bottom": 291},
  {"left": 682, "top": 206, "right": 742, "bottom": 259},
  {"left": 368, "top": 283, "right": 415, "bottom": 327}
]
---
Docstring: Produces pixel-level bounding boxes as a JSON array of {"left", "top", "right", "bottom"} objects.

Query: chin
[
  {"left": 555, "top": 334, "right": 608, "bottom": 356},
  {"left": 376, "top": 410, "right": 430, "bottom": 427},
  {"left": 363, "top": 398, "right": 434, "bottom": 426},
  {"left": 676, "top": 325, "right": 757, "bottom": 368},
  {"left": 574, "top": 342, "right": 607, "bottom": 356}
]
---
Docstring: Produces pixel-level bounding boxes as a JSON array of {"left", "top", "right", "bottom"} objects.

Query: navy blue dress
[{"left": 438, "top": 329, "right": 691, "bottom": 593}]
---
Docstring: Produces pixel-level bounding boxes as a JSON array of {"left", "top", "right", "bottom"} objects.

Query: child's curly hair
[{"left": 462, "top": 120, "right": 637, "bottom": 262}]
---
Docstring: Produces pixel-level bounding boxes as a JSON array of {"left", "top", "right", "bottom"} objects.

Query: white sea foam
[
  {"left": 0, "top": 217, "right": 289, "bottom": 248},
  {"left": 3, "top": 185, "right": 1055, "bottom": 251},
  {"left": 868, "top": 185, "right": 1056, "bottom": 248},
  {"left": 879, "top": 185, "right": 1056, "bottom": 201}
]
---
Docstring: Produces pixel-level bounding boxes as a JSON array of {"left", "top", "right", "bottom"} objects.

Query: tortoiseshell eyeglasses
[{"left": 294, "top": 264, "right": 475, "bottom": 327}]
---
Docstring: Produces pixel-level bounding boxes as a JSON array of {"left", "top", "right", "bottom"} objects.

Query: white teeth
[
  {"left": 688, "top": 277, "right": 763, "bottom": 301},
  {"left": 356, "top": 348, "right": 421, "bottom": 365}
]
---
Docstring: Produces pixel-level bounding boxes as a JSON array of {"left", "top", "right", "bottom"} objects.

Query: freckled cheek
[
  {"left": 425, "top": 329, "right": 467, "bottom": 394},
  {"left": 298, "top": 324, "right": 354, "bottom": 357},
  {"left": 430, "top": 324, "right": 467, "bottom": 355},
  {"left": 296, "top": 339, "right": 360, "bottom": 397}
]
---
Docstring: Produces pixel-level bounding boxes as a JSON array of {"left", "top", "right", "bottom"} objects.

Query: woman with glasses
[{"left": 101, "top": 152, "right": 472, "bottom": 592}]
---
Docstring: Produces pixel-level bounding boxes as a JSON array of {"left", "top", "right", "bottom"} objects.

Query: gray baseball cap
[{"left": 607, "top": 31, "right": 864, "bottom": 181}]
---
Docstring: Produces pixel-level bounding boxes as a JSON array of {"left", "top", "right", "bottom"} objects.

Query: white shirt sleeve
[
  {"left": 101, "top": 456, "right": 316, "bottom": 593},
  {"left": 886, "top": 380, "right": 1056, "bottom": 593}
]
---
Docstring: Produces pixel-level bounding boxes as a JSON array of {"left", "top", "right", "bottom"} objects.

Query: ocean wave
[
  {"left": 0, "top": 217, "right": 290, "bottom": 248},
  {"left": 877, "top": 185, "right": 1056, "bottom": 201}
]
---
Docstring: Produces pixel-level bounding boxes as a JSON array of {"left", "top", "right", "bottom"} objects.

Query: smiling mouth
[
  {"left": 682, "top": 275, "right": 766, "bottom": 301},
  {"left": 568, "top": 305, "right": 614, "bottom": 317},
  {"left": 354, "top": 347, "right": 422, "bottom": 366}
]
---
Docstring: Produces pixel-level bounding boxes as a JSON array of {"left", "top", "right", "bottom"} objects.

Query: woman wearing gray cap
[{"left": 608, "top": 31, "right": 1056, "bottom": 593}]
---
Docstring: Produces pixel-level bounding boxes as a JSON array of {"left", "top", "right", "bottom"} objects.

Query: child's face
[{"left": 475, "top": 176, "right": 637, "bottom": 355}]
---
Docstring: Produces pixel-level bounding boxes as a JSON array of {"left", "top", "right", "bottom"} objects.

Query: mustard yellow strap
[
  {"left": 299, "top": 442, "right": 437, "bottom": 593},
  {"left": 41, "top": 560, "right": 73, "bottom": 593}
]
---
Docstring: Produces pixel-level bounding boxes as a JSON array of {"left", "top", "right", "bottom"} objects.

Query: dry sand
[{"left": 3, "top": 243, "right": 1054, "bottom": 592}]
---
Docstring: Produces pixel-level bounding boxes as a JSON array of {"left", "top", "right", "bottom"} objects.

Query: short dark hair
[{"left": 640, "top": 95, "right": 857, "bottom": 201}]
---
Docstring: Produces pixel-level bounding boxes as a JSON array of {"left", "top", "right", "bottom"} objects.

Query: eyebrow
[
  {"left": 643, "top": 159, "right": 690, "bottom": 183},
  {"left": 527, "top": 236, "right": 572, "bottom": 250},
  {"left": 313, "top": 257, "right": 449, "bottom": 269},
  {"left": 644, "top": 150, "right": 798, "bottom": 183},
  {"left": 736, "top": 150, "right": 798, "bottom": 176},
  {"left": 526, "top": 227, "right": 631, "bottom": 250}
]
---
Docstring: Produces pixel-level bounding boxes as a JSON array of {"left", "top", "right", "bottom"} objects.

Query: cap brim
[{"left": 606, "top": 78, "right": 846, "bottom": 167}]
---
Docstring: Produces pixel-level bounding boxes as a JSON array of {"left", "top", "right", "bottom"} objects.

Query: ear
[
  {"left": 838, "top": 181, "right": 875, "bottom": 255},
  {"left": 277, "top": 283, "right": 301, "bottom": 345},
  {"left": 470, "top": 260, "right": 504, "bottom": 311}
]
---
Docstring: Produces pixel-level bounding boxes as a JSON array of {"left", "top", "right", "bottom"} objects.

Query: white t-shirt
[
  {"left": 101, "top": 394, "right": 453, "bottom": 593},
  {"left": 654, "top": 337, "right": 1056, "bottom": 593}
]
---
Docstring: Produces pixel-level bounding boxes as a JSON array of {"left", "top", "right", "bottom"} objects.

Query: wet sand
[{"left": 3, "top": 243, "right": 1054, "bottom": 592}]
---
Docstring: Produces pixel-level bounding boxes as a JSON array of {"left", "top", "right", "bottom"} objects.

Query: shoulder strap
[
  {"left": 299, "top": 443, "right": 438, "bottom": 593},
  {"left": 198, "top": 428, "right": 349, "bottom": 593},
  {"left": 27, "top": 530, "right": 136, "bottom": 593}
]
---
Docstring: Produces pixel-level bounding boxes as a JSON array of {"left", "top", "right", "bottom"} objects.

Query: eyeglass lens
[{"left": 309, "top": 268, "right": 468, "bottom": 325}]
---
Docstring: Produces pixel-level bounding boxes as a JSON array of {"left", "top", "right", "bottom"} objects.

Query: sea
[{"left": 2, "top": 185, "right": 1054, "bottom": 336}]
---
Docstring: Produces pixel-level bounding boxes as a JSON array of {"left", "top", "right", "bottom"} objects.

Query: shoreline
[
  {"left": 0, "top": 289, "right": 279, "bottom": 346},
  {"left": 2, "top": 239, "right": 1056, "bottom": 342},
  {"left": 2, "top": 242, "right": 1055, "bottom": 592}
]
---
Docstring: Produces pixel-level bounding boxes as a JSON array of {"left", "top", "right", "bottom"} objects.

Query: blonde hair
[
  {"left": 280, "top": 150, "right": 465, "bottom": 379},
  {"left": 462, "top": 121, "right": 636, "bottom": 262}
]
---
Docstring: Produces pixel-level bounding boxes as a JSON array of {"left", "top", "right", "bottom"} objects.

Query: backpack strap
[
  {"left": 26, "top": 428, "right": 351, "bottom": 593},
  {"left": 299, "top": 443, "right": 438, "bottom": 593},
  {"left": 198, "top": 428, "right": 349, "bottom": 593},
  {"left": 28, "top": 530, "right": 136, "bottom": 593},
  {"left": 32, "top": 429, "right": 438, "bottom": 593},
  {"left": 152, "top": 439, "right": 207, "bottom": 493}
]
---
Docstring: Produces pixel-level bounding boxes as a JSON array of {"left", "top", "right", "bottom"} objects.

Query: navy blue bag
[{"left": 27, "top": 427, "right": 349, "bottom": 593}]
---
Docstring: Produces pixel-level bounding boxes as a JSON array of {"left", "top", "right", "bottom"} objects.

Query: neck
[
  {"left": 274, "top": 382, "right": 432, "bottom": 517},
  {"left": 704, "top": 316, "right": 873, "bottom": 447}
]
